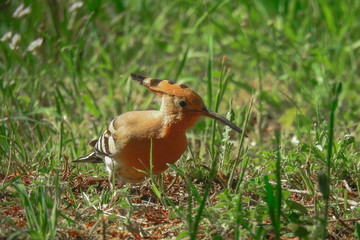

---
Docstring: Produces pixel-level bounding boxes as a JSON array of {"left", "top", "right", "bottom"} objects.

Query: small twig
[
  {"left": 328, "top": 217, "right": 360, "bottom": 223},
  {"left": 288, "top": 189, "right": 320, "bottom": 195},
  {"left": 287, "top": 189, "right": 359, "bottom": 206},
  {"left": 63, "top": 192, "right": 75, "bottom": 205}
]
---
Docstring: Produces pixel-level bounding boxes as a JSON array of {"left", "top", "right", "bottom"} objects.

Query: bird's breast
[{"left": 115, "top": 130, "right": 187, "bottom": 181}]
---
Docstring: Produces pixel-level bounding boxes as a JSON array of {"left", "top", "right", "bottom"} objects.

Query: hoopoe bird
[{"left": 74, "top": 74, "right": 246, "bottom": 183}]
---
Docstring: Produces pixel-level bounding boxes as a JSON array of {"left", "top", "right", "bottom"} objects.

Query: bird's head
[{"left": 131, "top": 73, "right": 245, "bottom": 135}]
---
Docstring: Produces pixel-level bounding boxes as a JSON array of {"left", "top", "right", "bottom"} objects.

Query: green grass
[{"left": 1, "top": 0, "right": 360, "bottom": 239}]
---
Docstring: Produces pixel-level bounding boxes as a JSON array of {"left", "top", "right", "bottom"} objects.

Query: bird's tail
[{"left": 73, "top": 152, "right": 103, "bottom": 163}]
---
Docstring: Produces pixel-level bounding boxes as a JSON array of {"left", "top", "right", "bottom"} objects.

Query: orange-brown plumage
[{"left": 74, "top": 74, "right": 246, "bottom": 184}]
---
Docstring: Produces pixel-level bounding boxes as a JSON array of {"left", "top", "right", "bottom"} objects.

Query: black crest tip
[{"left": 130, "top": 73, "right": 147, "bottom": 84}]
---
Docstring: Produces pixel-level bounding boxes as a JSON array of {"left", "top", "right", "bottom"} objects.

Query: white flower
[
  {"left": 13, "top": 3, "right": 24, "bottom": 17},
  {"left": 27, "top": 38, "right": 43, "bottom": 52},
  {"left": 13, "top": 3, "right": 31, "bottom": 18},
  {"left": 9, "top": 33, "right": 21, "bottom": 50},
  {"left": 69, "top": 1, "right": 84, "bottom": 12},
  {"left": 291, "top": 136, "right": 299, "bottom": 145},
  {"left": 1, "top": 32, "right": 12, "bottom": 42},
  {"left": 315, "top": 145, "right": 323, "bottom": 151},
  {"left": 251, "top": 141, "right": 256, "bottom": 147}
]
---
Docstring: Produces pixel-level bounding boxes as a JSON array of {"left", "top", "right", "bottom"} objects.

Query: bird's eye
[{"left": 178, "top": 100, "right": 187, "bottom": 108}]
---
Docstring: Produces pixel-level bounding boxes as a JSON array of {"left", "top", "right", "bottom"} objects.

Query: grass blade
[
  {"left": 207, "top": 35, "right": 213, "bottom": 109},
  {"left": 190, "top": 151, "right": 219, "bottom": 240},
  {"left": 321, "top": 82, "right": 342, "bottom": 238}
]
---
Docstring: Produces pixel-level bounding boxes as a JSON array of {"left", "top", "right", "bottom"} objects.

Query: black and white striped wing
[
  {"left": 94, "top": 124, "right": 118, "bottom": 158},
  {"left": 73, "top": 119, "right": 118, "bottom": 163}
]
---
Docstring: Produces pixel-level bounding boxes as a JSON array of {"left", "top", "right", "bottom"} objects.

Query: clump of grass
[{"left": 9, "top": 172, "right": 63, "bottom": 240}]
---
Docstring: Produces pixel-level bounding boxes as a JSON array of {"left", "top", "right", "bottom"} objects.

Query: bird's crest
[{"left": 131, "top": 73, "right": 195, "bottom": 97}]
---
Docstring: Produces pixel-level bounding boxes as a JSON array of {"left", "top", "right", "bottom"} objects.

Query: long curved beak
[{"left": 202, "top": 107, "right": 247, "bottom": 136}]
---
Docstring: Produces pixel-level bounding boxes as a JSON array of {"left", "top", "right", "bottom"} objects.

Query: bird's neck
[
  {"left": 159, "top": 95, "right": 201, "bottom": 134},
  {"left": 161, "top": 112, "right": 201, "bottom": 135}
]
